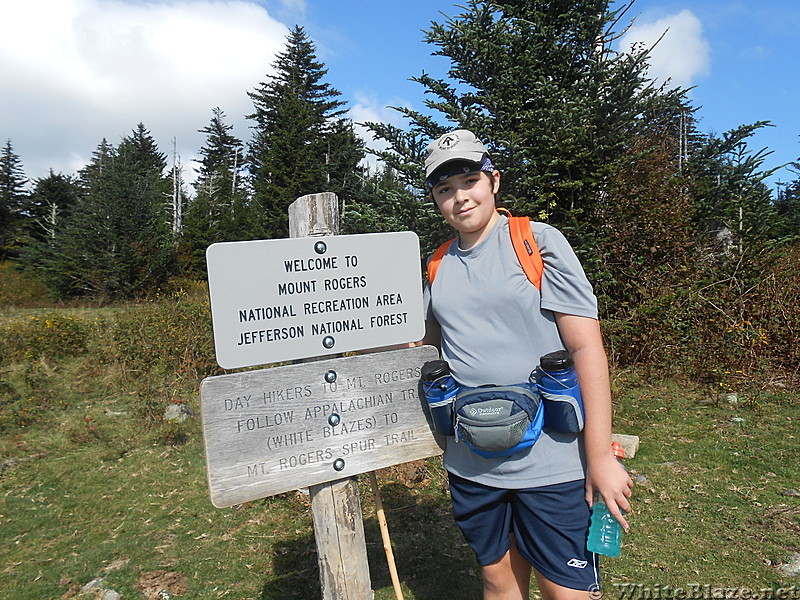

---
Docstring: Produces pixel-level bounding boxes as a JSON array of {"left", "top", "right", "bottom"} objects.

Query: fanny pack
[
  {"left": 537, "top": 387, "right": 584, "bottom": 434},
  {"left": 454, "top": 382, "right": 544, "bottom": 458}
]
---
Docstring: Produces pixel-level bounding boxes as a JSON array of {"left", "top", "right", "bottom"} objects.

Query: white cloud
[
  {"left": 0, "top": 0, "right": 289, "bottom": 183},
  {"left": 619, "top": 9, "right": 711, "bottom": 89},
  {"left": 348, "top": 92, "right": 411, "bottom": 171}
]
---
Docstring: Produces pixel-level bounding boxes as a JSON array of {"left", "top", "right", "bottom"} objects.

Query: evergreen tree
[
  {"left": 179, "top": 108, "right": 254, "bottom": 277},
  {"left": 368, "top": 3, "right": 660, "bottom": 199},
  {"left": 195, "top": 107, "right": 251, "bottom": 236},
  {"left": 20, "top": 171, "right": 81, "bottom": 244},
  {"left": 687, "top": 122, "right": 782, "bottom": 247},
  {"left": 0, "top": 139, "right": 29, "bottom": 258},
  {"left": 197, "top": 108, "right": 246, "bottom": 183},
  {"left": 47, "top": 125, "right": 176, "bottom": 298},
  {"left": 17, "top": 172, "right": 81, "bottom": 290},
  {"left": 365, "top": 0, "right": 692, "bottom": 258},
  {"left": 247, "top": 25, "right": 362, "bottom": 238},
  {"left": 323, "top": 120, "right": 369, "bottom": 211},
  {"left": 342, "top": 165, "right": 418, "bottom": 232},
  {"left": 78, "top": 138, "right": 115, "bottom": 195},
  {"left": 775, "top": 167, "right": 800, "bottom": 238}
]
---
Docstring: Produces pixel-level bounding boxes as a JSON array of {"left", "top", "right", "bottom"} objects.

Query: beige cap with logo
[{"left": 424, "top": 130, "right": 489, "bottom": 178}]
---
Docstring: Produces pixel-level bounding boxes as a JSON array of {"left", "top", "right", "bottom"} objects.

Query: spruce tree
[
  {"left": 342, "top": 165, "right": 418, "bottom": 234},
  {"left": 78, "top": 138, "right": 115, "bottom": 196},
  {"left": 0, "top": 139, "right": 29, "bottom": 258},
  {"left": 49, "top": 125, "right": 176, "bottom": 298},
  {"left": 21, "top": 172, "right": 81, "bottom": 243},
  {"left": 180, "top": 108, "right": 254, "bottom": 277},
  {"left": 688, "top": 122, "right": 782, "bottom": 246},
  {"left": 776, "top": 170, "right": 800, "bottom": 238},
  {"left": 365, "top": 0, "right": 687, "bottom": 254},
  {"left": 247, "top": 25, "right": 360, "bottom": 238},
  {"left": 17, "top": 172, "right": 81, "bottom": 290}
]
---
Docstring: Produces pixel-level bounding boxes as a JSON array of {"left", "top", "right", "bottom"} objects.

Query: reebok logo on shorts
[{"left": 567, "top": 558, "right": 588, "bottom": 569}]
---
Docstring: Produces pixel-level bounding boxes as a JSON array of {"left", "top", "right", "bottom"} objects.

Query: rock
[
  {"left": 80, "top": 577, "right": 122, "bottom": 600},
  {"left": 103, "top": 409, "right": 129, "bottom": 417},
  {"left": 164, "top": 403, "right": 192, "bottom": 423},
  {"left": 723, "top": 393, "right": 738, "bottom": 405},
  {"left": 779, "top": 553, "right": 800, "bottom": 577},
  {"left": 79, "top": 577, "right": 121, "bottom": 599},
  {"left": 612, "top": 433, "right": 640, "bottom": 459},
  {"left": 781, "top": 489, "right": 800, "bottom": 498},
  {"left": 80, "top": 578, "right": 102, "bottom": 593}
]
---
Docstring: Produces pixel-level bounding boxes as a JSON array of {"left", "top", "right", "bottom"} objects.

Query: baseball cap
[
  {"left": 425, "top": 156, "right": 495, "bottom": 189},
  {"left": 424, "top": 129, "right": 489, "bottom": 179}
]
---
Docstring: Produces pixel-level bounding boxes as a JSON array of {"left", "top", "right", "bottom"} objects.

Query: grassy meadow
[{"left": 0, "top": 276, "right": 798, "bottom": 599}]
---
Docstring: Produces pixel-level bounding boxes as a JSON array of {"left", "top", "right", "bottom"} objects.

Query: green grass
[
  {"left": 1, "top": 310, "right": 798, "bottom": 599},
  {"left": 608, "top": 376, "right": 800, "bottom": 590}
]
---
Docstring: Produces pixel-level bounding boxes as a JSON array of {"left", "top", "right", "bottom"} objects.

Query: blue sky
[{"left": 1, "top": 0, "right": 798, "bottom": 191}]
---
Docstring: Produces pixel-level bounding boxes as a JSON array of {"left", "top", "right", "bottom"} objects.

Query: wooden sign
[
  {"left": 200, "top": 345, "right": 443, "bottom": 508},
  {"left": 205, "top": 232, "right": 426, "bottom": 369}
]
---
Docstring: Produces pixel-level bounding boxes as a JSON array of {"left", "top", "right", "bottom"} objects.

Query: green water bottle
[{"left": 586, "top": 442, "right": 625, "bottom": 557}]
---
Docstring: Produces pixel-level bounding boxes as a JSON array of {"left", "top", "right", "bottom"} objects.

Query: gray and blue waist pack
[{"left": 454, "top": 382, "right": 545, "bottom": 458}]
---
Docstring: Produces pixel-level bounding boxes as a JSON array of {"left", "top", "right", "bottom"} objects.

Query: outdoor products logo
[
  {"left": 437, "top": 132, "right": 460, "bottom": 150},
  {"left": 469, "top": 406, "right": 504, "bottom": 417}
]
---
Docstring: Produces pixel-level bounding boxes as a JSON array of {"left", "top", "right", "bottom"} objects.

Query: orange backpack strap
[
  {"left": 427, "top": 209, "right": 543, "bottom": 290},
  {"left": 426, "top": 238, "right": 456, "bottom": 284},
  {"left": 498, "top": 208, "right": 543, "bottom": 290}
]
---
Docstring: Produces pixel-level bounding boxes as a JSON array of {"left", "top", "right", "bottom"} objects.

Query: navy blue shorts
[{"left": 448, "top": 472, "right": 600, "bottom": 591}]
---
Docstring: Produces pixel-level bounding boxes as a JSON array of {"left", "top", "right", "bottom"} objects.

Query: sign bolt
[
  {"left": 328, "top": 414, "right": 341, "bottom": 426},
  {"left": 314, "top": 241, "right": 327, "bottom": 254},
  {"left": 322, "top": 336, "right": 335, "bottom": 349},
  {"left": 324, "top": 370, "right": 337, "bottom": 383},
  {"left": 333, "top": 458, "right": 345, "bottom": 472}
]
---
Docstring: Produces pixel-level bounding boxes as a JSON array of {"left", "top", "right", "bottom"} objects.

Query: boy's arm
[{"left": 553, "top": 313, "right": 633, "bottom": 529}]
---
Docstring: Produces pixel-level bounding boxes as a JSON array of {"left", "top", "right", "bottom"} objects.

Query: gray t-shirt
[{"left": 423, "top": 215, "right": 598, "bottom": 488}]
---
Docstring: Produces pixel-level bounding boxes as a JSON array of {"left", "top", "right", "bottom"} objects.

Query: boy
[{"left": 419, "top": 130, "right": 632, "bottom": 600}]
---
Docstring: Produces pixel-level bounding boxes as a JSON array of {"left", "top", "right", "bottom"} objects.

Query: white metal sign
[
  {"left": 206, "top": 232, "right": 425, "bottom": 369},
  {"left": 200, "top": 346, "right": 444, "bottom": 507}
]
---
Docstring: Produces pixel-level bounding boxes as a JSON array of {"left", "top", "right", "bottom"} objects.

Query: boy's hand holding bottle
[{"left": 585, "top": 442, "right": 633, "bottom": 556}]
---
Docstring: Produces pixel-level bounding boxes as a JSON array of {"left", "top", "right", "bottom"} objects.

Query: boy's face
[{"left": 431, "top": 170, "right": 501, "bottom": 244}]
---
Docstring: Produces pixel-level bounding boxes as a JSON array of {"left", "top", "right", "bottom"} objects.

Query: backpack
[{"left": 426, "top": 208, "right": 544, "bottom": 288}]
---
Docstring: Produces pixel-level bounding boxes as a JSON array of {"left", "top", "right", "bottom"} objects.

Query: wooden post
[
  {"left": 288, "top": 192, "right": 340, "bottom": 238},
  {"left": 289, "top": 192, "right": 373, "bottom": 600},
  {"left": 310, "top": 478, "right": 372, "bottom": 600}
]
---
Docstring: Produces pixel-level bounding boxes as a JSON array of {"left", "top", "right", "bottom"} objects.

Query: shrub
[
  {"left": 0, "top": 262, "right": 52, "bottom": 307},
  {"left": 604, "top": 242, "right": 800, "bottom": 388},
  {"left": 110, "top": 289, "right": 219, "bottom": 379},
  {"left": 0, "top": 313, "right": 94, "bottom": 362},
  {"left": 0, "top": 360, "right": 74, "bottom": 431}
]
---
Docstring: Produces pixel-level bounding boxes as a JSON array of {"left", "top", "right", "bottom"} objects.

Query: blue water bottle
[
  {"left": 420, "top": 360, "right": 458, "bottom": 436},
  {"left": 535, "top": 350, "right": 584, "bottom": 433},
  {"left": 587, "top": 442, "right": 626, "bottom": 557}
]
